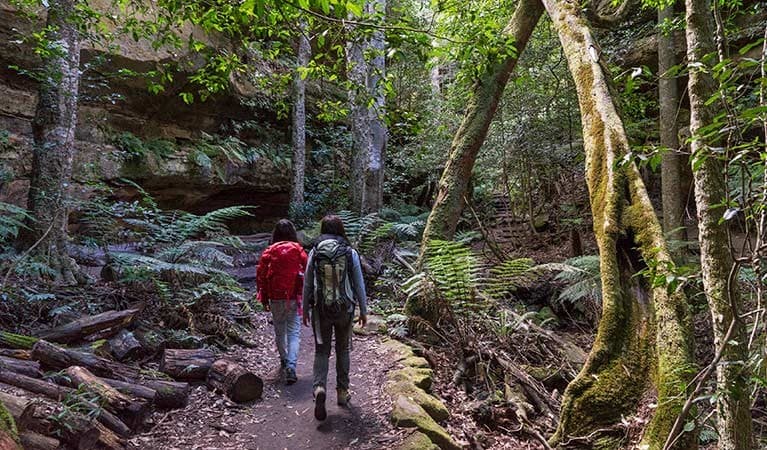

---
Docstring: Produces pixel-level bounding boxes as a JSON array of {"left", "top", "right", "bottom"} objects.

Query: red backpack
[{"left": 256, "top": 241, "right": 307, "bottom": 302}]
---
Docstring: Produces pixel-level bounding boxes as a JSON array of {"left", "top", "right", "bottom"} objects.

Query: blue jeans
[{"left": 270, "top": 299, "right": 301, "bottom": 370}]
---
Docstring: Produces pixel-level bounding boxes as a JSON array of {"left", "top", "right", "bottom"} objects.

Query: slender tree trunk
[
  {"left": 658, "top": 3, "right": 687, "bottom": 246},
  {"left": 290, "top": 20, "right": 310, "bottom": 210},
  {"left": 542, "top": 0, "right": 696, "bottom": 448},
  {"left": 18, "top": 0, "right": 84, "bottom": 285},
  {"left": 348, "top": 0, "right": 386, "bottom": 214},
  {"left": 420, "top": 0, "right": 544, "bottom": 243},
  {"left": 347, "top": 15, "right": 371, "bottom": 213},
  {"left": 685, "top": 0, "right": 752, "bottom": 448},
  {"left": 365, "top": 0, "right": 386, "bottom": 214}
]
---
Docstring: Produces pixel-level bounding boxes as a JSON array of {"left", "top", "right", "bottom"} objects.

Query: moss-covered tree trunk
[
  {"left": 290, "top": 20, "right": 310, "bottom": 210},
  {"left": 18, "top": 0, "right": 84, "bottom": 285},
  {"left": 542, "top": 0, "right": 696, "bottom": 448},
  {"left": 420, "top": 0, "right": 544, "bottom": 243},
  {"left": 658, "top": 3, "right": 687, "bottom": 246},
  {"left": 685, "top": 0, "right": 752, "bottom": 447}
]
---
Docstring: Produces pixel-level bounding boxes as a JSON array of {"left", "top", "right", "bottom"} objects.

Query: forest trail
[{"left": 128, "top": 313, "right": 404, "bottom": 450}]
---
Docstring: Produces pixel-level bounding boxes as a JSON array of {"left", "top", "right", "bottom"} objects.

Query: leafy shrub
[
  {"left": 78, "top": 184, "right": 255, "bottom": 344},
  {"left": 111, "top": 131, "right": 177, "bottom": 161}
]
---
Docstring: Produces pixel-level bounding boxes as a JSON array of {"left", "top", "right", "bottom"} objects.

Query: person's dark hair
[
  {"left": 272, "top": 219, "right": 298, "bottom": 243},
  {"left": 320, "top": 215, "right": 348, "bottom": 241}
]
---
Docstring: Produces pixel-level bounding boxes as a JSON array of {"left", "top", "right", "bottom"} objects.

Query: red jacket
[{"left": 256, "top": 241, "right": 307, "bottom": 305}]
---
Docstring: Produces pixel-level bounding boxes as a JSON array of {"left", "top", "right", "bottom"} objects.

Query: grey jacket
[{"left": 302, "top": 237, "right": 367, "bottom": 317}]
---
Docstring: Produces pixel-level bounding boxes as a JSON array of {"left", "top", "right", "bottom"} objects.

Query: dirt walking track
[{"left": 129, "top": 314, "right": 405, "bottom": 450}]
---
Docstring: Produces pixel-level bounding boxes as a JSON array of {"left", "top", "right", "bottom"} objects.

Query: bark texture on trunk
[
  {"left": 658, "top": 3, "right": 687, "bottom": 246},
  {"left": 20, "top": 0, "right": 84, "bottom": 285},
  {"left": 0, "top": 356, "right": 42, "bottom": 378},
  {"left": 685, "top": 0, "right": 752, "bottom": 448},
  {"left": 543, "top": 0, "right": 696, "bottom": 448},
  {"left": 63, "top": 366, "right": 149, "bottom": 430},
  {"left": 206, "top": 359, "right": 263, "bottom": 402},
  {"left": 159, "top": 348, "right": 216, "bottom": 380},
  {"left": 348, "top": 0, "right": 387, "bottom": 214},
  {"left": 420, "top": 0, "right": 544, "bottom": 243},
  {"left": 35, "top": 308, "right": 139, "bottom": 345},
  {"left": 290, "top": 20, "right": 310, "bottom": 209}
]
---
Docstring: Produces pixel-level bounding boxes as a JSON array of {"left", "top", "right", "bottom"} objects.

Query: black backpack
[{"left": 312, "top": 238, "right": 355, "bottom": 318}]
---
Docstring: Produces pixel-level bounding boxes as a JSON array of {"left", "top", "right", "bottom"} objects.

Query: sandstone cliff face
[{"left": 0, "top": 0, "right": 291, "bottom": 231}]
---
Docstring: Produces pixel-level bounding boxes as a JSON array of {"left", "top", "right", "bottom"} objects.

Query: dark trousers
[{"left": 312, "top": 310, "right": 353, "bottom": 391}]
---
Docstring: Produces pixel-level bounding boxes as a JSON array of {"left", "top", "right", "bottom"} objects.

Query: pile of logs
[{"left": 0, "top": 308, "right": 262, "bottom": 450}]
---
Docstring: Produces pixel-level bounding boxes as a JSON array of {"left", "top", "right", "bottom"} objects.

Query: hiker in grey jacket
[{"left": 302, "top": 215, "right": 367, "bottom": 421}]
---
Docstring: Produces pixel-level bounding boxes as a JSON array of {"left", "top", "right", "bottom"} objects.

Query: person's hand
[
  {"left": 303, "top": 312, "right": 311, "bottom": 327},
  {"left": 263, "top": 301, "right": 270, "bottom": 312},
  {"left": 358, "top": 314, "right": 367, "bottom": 328}
]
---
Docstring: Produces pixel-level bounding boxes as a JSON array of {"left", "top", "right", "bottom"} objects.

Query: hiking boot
[
  {"left": 285, "top": 367, "right": 297, "bottom": 385},
  {"left": 337, "top": 388, "right": 351, "bottom": 406},
  {"left": 280, "top": 359, "right": 287, "bottom": 369},
  {"left": 313, "top": 386, "right": 327, "bottom": 421}
]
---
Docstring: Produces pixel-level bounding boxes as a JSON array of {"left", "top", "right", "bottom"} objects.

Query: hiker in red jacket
[{"left": 256, "top": 219, "right": 307, "bottom": 385}]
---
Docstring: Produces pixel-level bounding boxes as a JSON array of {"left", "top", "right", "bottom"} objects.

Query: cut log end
[
  {"left": 206, "top": 359, "right": 263, "bottom": 403},
  {"left": 230, "top": 373, "right": 263, "bottom": 403}
]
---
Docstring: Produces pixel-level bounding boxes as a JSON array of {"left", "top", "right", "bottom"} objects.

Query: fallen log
[
  {"left": 0, "top": 356, "right": 41, "bottom": 378},
  {"left": 108, "top": 330, "right": 141, "bottom": 361},
  {"left": 99, "top": 378, "right": 189, "bottom": 409},
  {"left": 64, "top": 367, "right": 149, "bottom": 430},
  {"left": 36, "top": 309, "right": 140, "bottom": 345},
  {"left": 0, "top": 369, "right": 69, "bottom": 401},
  {"left": 0, "top": 332, "right": 37, "bottom": 350},
  {"left": 18, "top": 432, "right": 59, "bottom": 450},
  {"left": 159, "top": 349, "right": 215, "bottom": 381},
  {"left": 98, "top": 378, "right": 155, "bottom": 404},
  {"left": 31, "top": 340, "right": 139, "bottom": 380},
  {"left": 0, "top": 390, "right": 99, "bottom": 449},
  {"left": 0, "top": 350, "right": 30, "bottom": 360},
  {"left": 0, "top": 370, "right": 131, "bottom": 438},
  {"left": 84, "top": 326, "right": 122, "bottom": 343},
  {"left": 206, "top": 359, "right": 262, "bottom": 402},
  {"left": 140, "top": 380, "right": 190, "bottom": 409}
]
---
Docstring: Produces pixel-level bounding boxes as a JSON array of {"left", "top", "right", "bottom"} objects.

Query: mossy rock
[
  {"left": 397, "top": 431, "right": 439, "bottom": 450},
  {"left": 365, "top": 314, "right": 387, "bottom": 333},
  {"left": 382, "top": 339, "right": 415, "bottom": 362},
  {"left": 390, "top": 395, "right": 460, "bottom": 450},
  {"left": 387, "top": 381, "right": 449, "bottom": 422},
  {"left": 388, "top": 367, "right": 432, "bottom": 392},
  {"left": 402, "top": 356, "right": 430, "bottom": 369}
]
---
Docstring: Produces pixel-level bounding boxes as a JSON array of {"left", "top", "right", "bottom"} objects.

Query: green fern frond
[
  {"left": 454, "top": 230, "right": 482, "bottom": 244},
  {"left": 531, "top": 255, "right": 602, "bottom": 321},
  {"left": 422, "top": 240, "right": 485, "bottom": 311},
  {"left": 0, "top": 202, "right": 31, "bottom": 242},
  {"left": 485, "top": 257, "right": 537, "bottom": 299},
  {"left": 110, "top": 252, "right": 226, "bottom": 277},
  {"left": 156, "top": 241, "right": 233, "bottom": 267}
]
